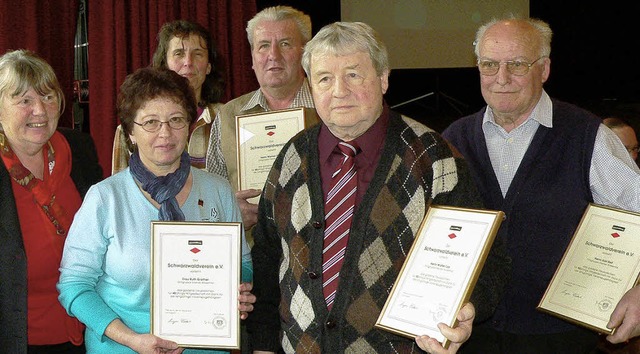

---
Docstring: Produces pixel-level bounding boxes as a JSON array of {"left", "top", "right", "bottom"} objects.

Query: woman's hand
[{"left": 104, "top": 319, "right": 184, "bottom": 354}]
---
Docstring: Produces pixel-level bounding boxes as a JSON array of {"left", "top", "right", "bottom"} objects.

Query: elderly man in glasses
[{"left": 442, "top": 16, "right": 640, "bottom": 354}]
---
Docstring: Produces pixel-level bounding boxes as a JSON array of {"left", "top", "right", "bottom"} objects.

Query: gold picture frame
[
  {"left": 538, "top": 203, "right": 640, "bottom": 334},
  {"left": 235, "top": 107, "right": 307, "bottom": 204},
  {"left": 375, "top": 205, "right": 504, "bottom": 348},
  {"left": 150, "top": 221, "right": 242, "bottom": 349}
]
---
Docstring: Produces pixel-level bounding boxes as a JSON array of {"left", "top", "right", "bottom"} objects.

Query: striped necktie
[{"left": 323, "top": 141, "right": 359, "bottom": 310}]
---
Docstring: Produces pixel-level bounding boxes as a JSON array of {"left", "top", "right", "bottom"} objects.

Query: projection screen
[{"left": 341, "top": 0, "right": 530, "bottom": 69}]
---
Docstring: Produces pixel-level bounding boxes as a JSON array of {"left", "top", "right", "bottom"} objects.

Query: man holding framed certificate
[
  {"left": 442, "top": 16, "right": 640, "bottom": 353},
  {"left": 205, "top": 6, "right": 318, "bottom": 235},
  {"left": 247, "top": 22, "right": 510, "bottom": 354},
  {"left": 235, "top": 107, "right": 308, "bottom": 204}
]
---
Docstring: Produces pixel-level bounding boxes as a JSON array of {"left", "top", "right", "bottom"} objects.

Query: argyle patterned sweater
[{"left": 248, "top": 111, "right": 510, "bottom": 353}]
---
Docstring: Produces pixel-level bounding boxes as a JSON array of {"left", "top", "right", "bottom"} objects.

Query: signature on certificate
[
  {"left": 398, "top": 301, "right": 419, "bottom": 310},
  {"left": 167, "top": 318, "right": 192, "bottom": 325},
  {"left": 560, "top": 288, "right": 584, "bottom": 299}
]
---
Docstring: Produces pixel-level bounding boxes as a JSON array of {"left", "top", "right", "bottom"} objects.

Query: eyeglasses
[
  {"left": 133, "top": 117, "right": 187, "bottom": 132},
  {"left": 477, "top": 57, "right": 546, "bottom": 76},
  {"left": 625, "top": 145, "right": 640, "bottom": 154}
]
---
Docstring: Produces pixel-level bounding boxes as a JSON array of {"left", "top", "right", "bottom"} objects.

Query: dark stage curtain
[
  {"left": 0, "top": 1, "right": 257, "bottom": 177},
  {"left": 88, "top": 1, "right": 258, "bottom": 176},
  {"left": 0, "top": 0, "right": 79, "bottom": 129}
]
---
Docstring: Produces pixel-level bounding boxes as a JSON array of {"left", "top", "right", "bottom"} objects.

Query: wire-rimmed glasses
[
  {"left": 133, "top": 116, "right": 188, "bottom": 132},
  {"left": 477, "top": 57, "right": 546, "bottom": 76}
]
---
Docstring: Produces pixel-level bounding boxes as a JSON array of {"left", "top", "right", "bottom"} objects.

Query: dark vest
[{"left": 443, "top": 99, "right": 601, "bottom": 334}]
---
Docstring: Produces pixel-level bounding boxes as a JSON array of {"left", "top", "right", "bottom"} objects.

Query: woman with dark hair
[
  {"left": 58, "top": 67, "right": 253, "bottom": 354},
  {"left": 0, "top": 49, "right": 102, "bottom": 353},
  {"left": 152, "top": 20, "right": 225, "bottom": 106},
  {"left": 112, "top": 20, "right": 225, "bottom": 174}
]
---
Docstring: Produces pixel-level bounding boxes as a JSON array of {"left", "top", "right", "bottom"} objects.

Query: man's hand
[
  {"left": 415, "top": 302, "right": 475, "bottom": 354},
  {"left": 607, "top": 285, "right": 640, "bottom": 343},
  {"left": 239, "top": 282, "right": 256, "bottom": 320},
  {"left": 236, "top": 189, "right": 261, "bottom": 230}
]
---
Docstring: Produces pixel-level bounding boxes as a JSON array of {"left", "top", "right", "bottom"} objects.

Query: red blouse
[{"left": 7, "top": 138, "right": 85, "bottom": 345}]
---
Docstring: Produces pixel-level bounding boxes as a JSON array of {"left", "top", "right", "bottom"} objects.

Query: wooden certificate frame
[
  {"left": 375, "top": 205, "right": 504, "bottom": 348},
  {"left": 236, "top": 108, "right": 307, "bottom": 204},
  {"left": 150, "top": 221, "right": 241, "bottom": 349},
  {"left": 538, "top": 203, "right": 640, "bottom": 334}
]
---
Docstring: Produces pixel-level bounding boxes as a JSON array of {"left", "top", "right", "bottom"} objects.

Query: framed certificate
[
  {"left": 150, "top": 221, "right": 241, "bottom": 349},
  {"left": 236, "top": 108, "right": 307, "bottom": 204},
  {"left": 375, "top": 205, "right": 504, "bottom": 348},
  {"left": 538, "top": 203, "right": 640, "bottom": 334}
]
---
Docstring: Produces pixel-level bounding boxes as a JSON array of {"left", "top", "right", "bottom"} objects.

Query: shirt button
[
  {"left": 312, "top": 221, "right": 323, "bottom": 229},
  {"left": 326, "top": 319, "right": 336, "bottom": 328},
  {"left": 308, "top": 271, "right": 319, "bottom": 279}
]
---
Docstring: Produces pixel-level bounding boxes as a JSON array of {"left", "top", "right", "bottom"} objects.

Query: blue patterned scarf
[{"left": 129, "top": 151, "right": 190, "bottom": 221}]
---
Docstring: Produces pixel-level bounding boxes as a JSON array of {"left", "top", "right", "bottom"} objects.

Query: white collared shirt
[
  {"left": 483, "top": 91, "right": 640, "bottom": 211},
  {"left": 206, "top": 79, "right": 315, "bottom": 180}
]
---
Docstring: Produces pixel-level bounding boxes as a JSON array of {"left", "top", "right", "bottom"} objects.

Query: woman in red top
[{"left": 0, "top": 49, "right": 102, "bottom": 353}]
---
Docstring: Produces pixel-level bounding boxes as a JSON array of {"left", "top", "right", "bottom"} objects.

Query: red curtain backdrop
[
  {"left": 1, "top": 1, "right": 257, "bottom": 177},
  {"left": 88, "top": 1, "right": 258, "bottom": 177},
  {"left": 0, "top": 0, "right": 79, "bottom": 128}
]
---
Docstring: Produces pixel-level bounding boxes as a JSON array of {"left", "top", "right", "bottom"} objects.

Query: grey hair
[
  {"left": 246, "top": 6, "right": 312, "bottom": 49},
  {"left": 473, "top": 16, "right": 553, "bottom": 58},
  {"left": 302, "top": 21, "right": 389, "bottom": 78},
  {"left": 0, "top": 49, "right": 65, "bottom": 116}
]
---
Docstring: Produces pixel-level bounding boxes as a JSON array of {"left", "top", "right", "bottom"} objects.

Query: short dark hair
[
  {"left": 152, "top": 20, "right": 224, "bottom": 105},
  {"left": 117, "top": 67, "right": 197, "bottom": 150},
  {"left": 603, "top": 116, "right": 632, "bottom": 130}
]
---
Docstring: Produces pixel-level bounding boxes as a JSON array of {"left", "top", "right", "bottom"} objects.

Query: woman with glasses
[{"left": 58, "top": 67, "right": 254, "bottom": 354}]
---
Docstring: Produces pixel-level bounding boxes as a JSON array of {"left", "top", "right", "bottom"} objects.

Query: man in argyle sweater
[{"left": 247, "top": 22, "right": 510, "bottom": 354}]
